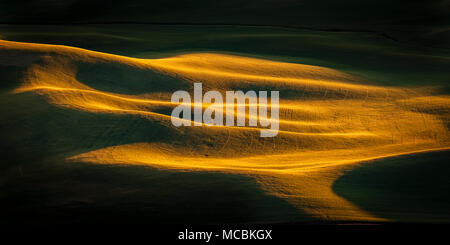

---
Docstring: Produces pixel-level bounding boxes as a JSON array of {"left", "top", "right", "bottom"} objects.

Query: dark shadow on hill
[
  {"left": 332, "top": 150, "right": 450, "bottom": 223},
  {"left": 0, "top": 160, "right": 311, "bottom": 224},
  {"left": 0, "top": 67, "right": 312, "bottom": 225},
  {"left": 0, "top": 92, "right": 177, "bottom": 167},
  {"left": 75, "top": 61, "right": 191, "bottom": 95}
]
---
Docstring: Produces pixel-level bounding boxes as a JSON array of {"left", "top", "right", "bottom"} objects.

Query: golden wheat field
[{"left": 1, "top": 37, "right": 449, "bottom": 223}]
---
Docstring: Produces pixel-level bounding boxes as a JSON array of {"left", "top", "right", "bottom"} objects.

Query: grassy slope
[
  {"left": 0, "top": 74, "right": 308, "bottom": 225},
  {"left": 2, "top": 0, "right": 449, "bottom": 52},
  {"left": 1, "top": 24, "right": 449, "bottom": 90},
  {"left": 0, "top": 23, "right": 449, "bottom": 224},
  {"left": 333, "top": 151, "right": 450, "bottom": 223}
]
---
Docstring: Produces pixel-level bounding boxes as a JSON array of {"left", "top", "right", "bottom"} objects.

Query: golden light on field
[{"left": 2, "top": 39, "right": 449, "bottom": 221}]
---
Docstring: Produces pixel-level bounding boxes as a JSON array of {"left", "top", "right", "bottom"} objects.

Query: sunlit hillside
[{"left": 1, "top": 39, "right": 449, "bottom": 223}]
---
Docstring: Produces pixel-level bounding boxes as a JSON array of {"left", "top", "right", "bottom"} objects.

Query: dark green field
[{"left": 1, "top": 1, "right": 450, "bottom": 225}]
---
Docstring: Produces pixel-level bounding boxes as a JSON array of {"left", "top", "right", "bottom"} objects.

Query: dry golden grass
[{"left": 2, "top": 39, "right": 449, "bottom": 221}]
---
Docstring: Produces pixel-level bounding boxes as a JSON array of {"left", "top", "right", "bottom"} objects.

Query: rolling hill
[{"left": 1, "top": 38, "right": 449, "bottom": 223}]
